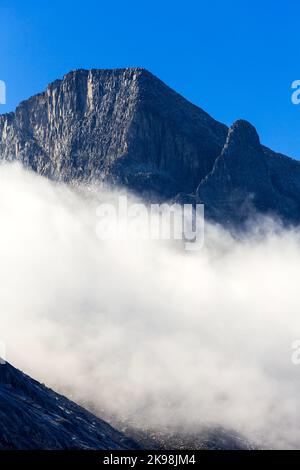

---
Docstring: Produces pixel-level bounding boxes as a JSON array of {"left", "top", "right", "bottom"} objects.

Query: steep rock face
[
  {"left": 197, "top": 120, "right": 300, "bottom": 224},
  {"left": 1, "top": 68, "right": 300, "bottom": 225},
  {"left": 263, "top": 147, "right": 300, "bottom": 207},
  {"left": 0, "top": 362, "right": 139, "bottom": 450},
  {"left": 0, "top": 68, "right": 227, "bottom": 197}
]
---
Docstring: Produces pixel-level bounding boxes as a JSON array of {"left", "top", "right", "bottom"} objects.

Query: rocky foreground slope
[
  {"left": 0, "top": 362, "right": 139, "bottom": 450},
  {"left": 0, "top": 362, "right": 252, "bottom": 450},
  {"left": 1, "top": 68, "right": 299, "bottom": 225}
]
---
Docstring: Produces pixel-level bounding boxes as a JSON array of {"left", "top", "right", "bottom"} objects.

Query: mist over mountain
[
  {"left": 1, "top": 68, "right": 300, "bottom": 226},
  {"left": 1, "top": 70, "right": 300, "bottom": 450},
  {"left": 0, "top": 359, "right": 253, "bottom": 450},
  {"left": 0, "top": 362, "right": 139, "bottom": 450}
]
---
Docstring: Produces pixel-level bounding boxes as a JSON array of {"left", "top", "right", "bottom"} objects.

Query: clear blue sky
[{"left": 0, "top": 0, "right": 299, "bottom": 158}]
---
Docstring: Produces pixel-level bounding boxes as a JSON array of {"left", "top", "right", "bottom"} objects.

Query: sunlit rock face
[
  {"left": 1, "top": 68, "right": 300, "bottom": 224},
  {"left": 0, "top": 68, "right": 227, "bottom": 198}
]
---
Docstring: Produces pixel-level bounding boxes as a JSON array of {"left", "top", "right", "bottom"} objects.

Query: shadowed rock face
[
  {"left": 197, "top": 120, "right": 300, "bottom": 225},
  {"left": 1, "top": 67, "right": 300, "bottom": 224},
  {"left": 0, "top": 362, "right": 140, "bottom": 450}
]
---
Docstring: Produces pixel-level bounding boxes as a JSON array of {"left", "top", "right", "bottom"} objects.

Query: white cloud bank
[{"left": 1, "top": 163, "right": 300, "bottom": 449}]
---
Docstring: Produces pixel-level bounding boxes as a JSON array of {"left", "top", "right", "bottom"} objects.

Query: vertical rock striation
[
  {"left": 1, "top": 67, "right": 300, "bottom": 224},
  {"left": 0, "top": 68, "right": 227, "bottom": 197}
]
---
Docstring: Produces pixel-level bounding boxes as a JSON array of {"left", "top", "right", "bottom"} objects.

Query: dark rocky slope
[
  {"left": 0, "top": 362, "right": 253, "bottom": 450},
  {"left": 0, "top": 362, "right": 139, "bottom": 450}
]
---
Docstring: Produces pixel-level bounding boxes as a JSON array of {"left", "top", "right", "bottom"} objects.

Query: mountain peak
[
  {"left": 0, "top": 67, "right": 227, "bottom": 194},
  {"left": 61, "top": 66, "right": 152, "bottom": 81},
  {"left": 223, "top": 119, "right": 260, "bottom": 154},
  {"left": 2, "top": 69, "right": 300, "bottom": 226}
]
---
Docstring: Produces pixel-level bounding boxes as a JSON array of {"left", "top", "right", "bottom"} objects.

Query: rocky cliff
[
  {"left": 197, "top": 120, "right": 300, "bottom": 224},
  {"left": 1, "top": 68, "right": 300, "bottom": 224},
  {"left": 0, "top": 68, "right": 227, "bottom": 198}
]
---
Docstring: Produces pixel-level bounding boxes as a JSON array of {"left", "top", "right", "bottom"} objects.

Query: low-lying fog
[{"left": 1, "top": 163, "right": 300, "bottom": 449}]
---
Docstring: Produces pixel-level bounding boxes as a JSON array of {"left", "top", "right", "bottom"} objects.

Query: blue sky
[{"left": 0, "top": 0, "right": 299, "bottom": 158}]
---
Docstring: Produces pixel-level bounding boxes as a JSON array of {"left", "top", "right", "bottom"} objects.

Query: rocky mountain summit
[
  {"left": 0, "top": 362, "right": 140, "bottom": 450},
  {"left": 0, "top": 67, "right": 300, "bottom": 224},
  {"left": 197, "top": 120, "right": 300, "bottom": 224}
]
